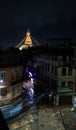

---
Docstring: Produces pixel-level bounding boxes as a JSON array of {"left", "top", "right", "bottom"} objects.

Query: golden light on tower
[
  {"left": 19, "top": 29, "right": 33, "bottom": 50},
  {"left": 25, "top": 29, "right": 32, "bottom": 46}
]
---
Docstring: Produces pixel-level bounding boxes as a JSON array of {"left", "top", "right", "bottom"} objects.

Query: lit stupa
[
  {"left": 19, "top": 29, "right": 33, "bottom": 50},
  {"left": 25, "top": 29, "right": 32, "bottom": 46}
]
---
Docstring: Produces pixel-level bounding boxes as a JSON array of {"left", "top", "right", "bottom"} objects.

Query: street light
[
  {"left": 0, "top": 79, "right": 3, "bottom": 83},
  {"left": 49, "top": 91, "right": 53, "bottom": 107}
]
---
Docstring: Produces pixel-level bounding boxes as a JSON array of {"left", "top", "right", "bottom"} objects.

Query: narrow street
[
  {"left": 8, "top": 105, "right": 65, "bottom": 130},
  {"left": 7, "top": 94, "right": 76, "bottom": 130}
]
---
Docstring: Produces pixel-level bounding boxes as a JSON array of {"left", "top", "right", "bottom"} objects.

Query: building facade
[
  {"left": 34, "top": 46, "right": 76, "bottom": 106},
  {"left": 0, "top": 65, "right": 23, "bottom": 105},
  {"left": 0, "top": 51, "right": 23, "bottom": 119}
]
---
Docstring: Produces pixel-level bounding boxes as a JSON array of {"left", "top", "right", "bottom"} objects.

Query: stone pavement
[
  {"left": 58, "top": 107, "right": 76, "bottom": 130},
  {"left": 8, "top": 105, "right": 76, "bottom": 130},
  {"left": 30, "top": 106, "right": 64, "bottom": 130},
  {"left": 8, "top": 105, "right": 65, "bottom": 130}
]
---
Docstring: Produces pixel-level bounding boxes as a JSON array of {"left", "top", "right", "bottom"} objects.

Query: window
[
  {"left": 12, "top": 87, "right": 15, "bottom": 96},
  {"left": 45, "top": 64, "right": 47, "bottom": 70},
  {"left": 17, "top": 85, "right": 21, "bottom": 93},
  {"left": 18, "top": 67, "right": 23, "bottom": 77},
  {"left": 62, "top": 68, "right": 66, "bottom": 76},
  {"left": 69, "top": 56, "right": 72, "bottom": 61},
  {"left": 46, "top": 76, "right": 49, "bottom": 86},
  {"left": 63, "top": 56, "right": 67, "bottom": 61},
  {"left": 15, "top": 69, "right": 19, "bottom": 79},
  {"left": 55, "top": 56, "right": 57, "bottom": 61},
  {"left": 11, "top": 70, "right": 15, "bottom": 80},
  {"left": 0, "top": 71, "right": 6, "bottom": 80},
  {"left": 55, "top": 67, "right": 57, "bottom": 75},
  {"left": 42, "top": 64, "right": 44, "bottom": 70},
  {"left": 51, "top": 79, "right": 57, "bottom": 91},
  {"left": 61, "top": 81, "right": 66, "bottom": 87},
  {"left": 68, "top": 81, "right": 73, "bottom": 90},
  {"left": 1, "top": 88, "right": 7, "bottom": 98},
  {"left": 48, "top": 65, "right": 50, "bottom": 72},
  {"left": 68, "top": 67, "right": 72, "bottom": 75},
  {"left": 52, "top": 56, "right": 55, "bottom": 60},
  {"left": 52, "top": 66, "right": 54, "bottom": 74}
]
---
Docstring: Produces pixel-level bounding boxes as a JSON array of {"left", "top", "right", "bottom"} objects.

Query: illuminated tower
[
  {"left": 19, "top": 29, "right": 33, "bottom": 50},
  {"left": 25, "top": 29, "right": 32, "bottom": 47}
]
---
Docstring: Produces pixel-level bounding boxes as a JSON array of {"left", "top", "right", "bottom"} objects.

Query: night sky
[{"left": 0, "top": 0, "right": 76, "bottom": 47}]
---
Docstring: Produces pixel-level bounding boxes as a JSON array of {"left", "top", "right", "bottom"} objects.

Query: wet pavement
[
  {"left": 7, "top": 105, "right": 64, "bottom": 130},
  {"left": 6, "top": 90, "right": 76, "bottom": 130},
  {"left": 7, "top": 104, "right": 76, "bottom": 130},
  {"left": 58, "top": 107, "right": 76, "bottom": 130}
]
